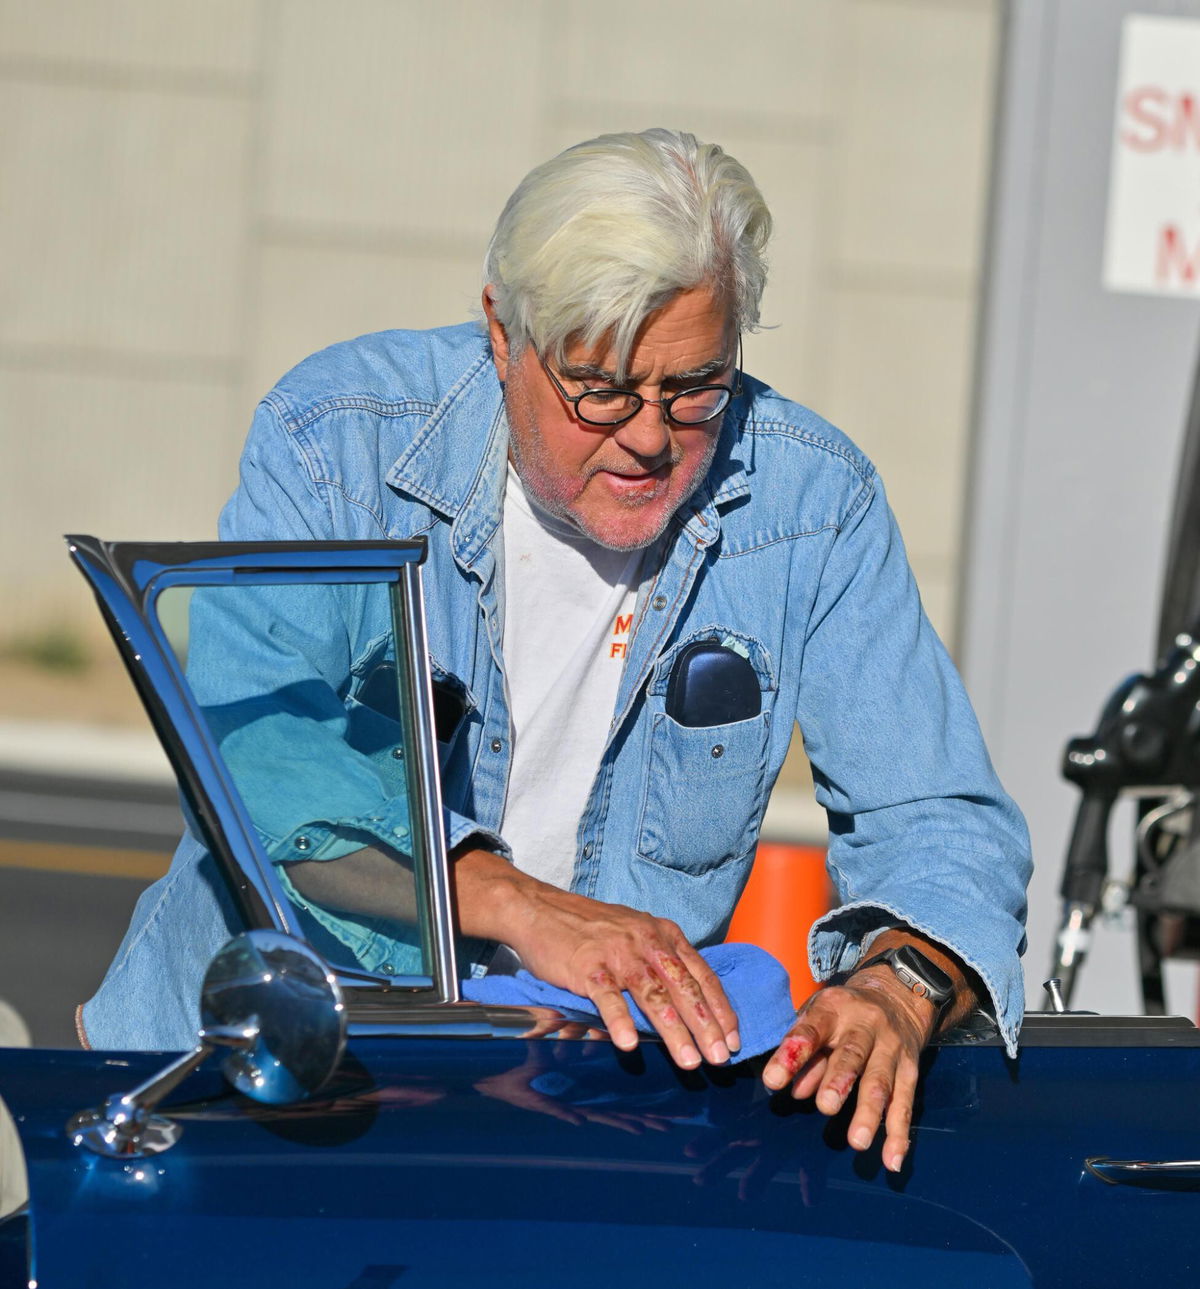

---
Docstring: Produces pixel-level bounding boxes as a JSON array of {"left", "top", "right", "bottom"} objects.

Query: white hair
[{"left": 483, "top": 128, "right": 771, "bottom": 376}]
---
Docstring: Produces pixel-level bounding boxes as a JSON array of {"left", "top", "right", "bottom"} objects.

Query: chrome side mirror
[{"left": 67, "top": 931, "right": 346, "bottom": 1159}]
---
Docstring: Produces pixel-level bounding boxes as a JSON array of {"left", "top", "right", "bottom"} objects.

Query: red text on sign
[
  {"left": 1122, "top": 87, "right": 1200, "bottom": 152},
  {"left": 1156, "top": 225, "right": 1200, "bottom": 287}
]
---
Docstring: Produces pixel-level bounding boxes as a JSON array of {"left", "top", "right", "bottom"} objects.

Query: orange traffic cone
[{"left": 727, "top": 842, "right": 832, "bottom": 1007}]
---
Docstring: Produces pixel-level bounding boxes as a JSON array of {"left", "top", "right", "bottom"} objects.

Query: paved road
[
  {"left": 0, "top": 767, "right": 183, "bottom": 854},
  {"left": 0, "top": 769, "right": 178, "bottom": 1047}
]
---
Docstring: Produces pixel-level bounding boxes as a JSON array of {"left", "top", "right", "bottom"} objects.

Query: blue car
[{"left": 1, "top": 537, "right": 1199, "bottom": 1289}]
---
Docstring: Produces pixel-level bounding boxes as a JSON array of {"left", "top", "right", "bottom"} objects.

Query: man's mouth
[
  {"left": 596, "top": 459, "right": 672, "bottom": 481},
  {"left": 596, "top": 463, "right": 671, "bottom": 496}
]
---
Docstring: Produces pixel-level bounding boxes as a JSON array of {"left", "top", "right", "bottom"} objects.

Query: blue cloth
[
  {"left": 463, "top": 943, "right": 796, "bottom": 1061},
  {"left": 82, "top": 322, "right": 1031, "bottom": 1055}
]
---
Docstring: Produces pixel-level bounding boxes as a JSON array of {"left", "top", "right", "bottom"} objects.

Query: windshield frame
[{"left": 66, "top": 536, "right": 459, "bottom": 1004}]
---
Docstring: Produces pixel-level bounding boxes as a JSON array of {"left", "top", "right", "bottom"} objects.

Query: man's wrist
[
  {"left": 859, "top": 944, "right": 954, "bottom": 1013},
  {"left": 450, "top": 844, "right": 547, "bottom": 946},
  {"left": 850, "top": 929, "right": 979, "bottom": 1035},
  {"left": 849, "top": 958, "right": 941, "bottom": 1041}
]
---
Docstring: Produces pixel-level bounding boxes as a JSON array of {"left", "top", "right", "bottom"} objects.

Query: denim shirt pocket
[
  {"left": 352, "top": 647, "right": 477, "bottom": 764},
  {"left": 636, "top": 710, "right": 772, "bottom": 873},
  {"left": 428, "top": 659, "right": 478, "bottom": 752},
  {"left": 635, "top": 627, "right": 775, "bottom": 875}
]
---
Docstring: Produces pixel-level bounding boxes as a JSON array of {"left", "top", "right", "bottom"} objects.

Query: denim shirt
[
  {"left": 82, "top": 322, "right": 1030, "bottom": 1054},
  {"left": 181, "top": 581, "right": 427, "bottom": 978}
]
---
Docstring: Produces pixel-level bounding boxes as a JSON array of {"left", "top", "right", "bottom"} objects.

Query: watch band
[{"left": 857, "top": 944, "right": 955, "bottom": 1013}]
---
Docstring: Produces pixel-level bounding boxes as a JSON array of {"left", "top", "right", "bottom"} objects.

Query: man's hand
[
  {"left": 761, "top": 929, "right": 977, "bottom": 1174},
  {"left": 452, "top": 847, "right": 740, "bottom": 1070}
]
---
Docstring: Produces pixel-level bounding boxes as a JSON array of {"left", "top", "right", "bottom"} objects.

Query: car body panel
[{"left": 4, "top": 1034, "right": 1200, "bottom": 1287}]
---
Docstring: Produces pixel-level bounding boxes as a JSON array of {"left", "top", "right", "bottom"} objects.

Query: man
[{"left": 83, "top": 129, "right": 1030, "bottom": 1174}]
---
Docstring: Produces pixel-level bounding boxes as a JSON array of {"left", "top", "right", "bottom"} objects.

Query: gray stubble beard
[{"left": 503, "top": 381, "right": 719, "bottom": 554}]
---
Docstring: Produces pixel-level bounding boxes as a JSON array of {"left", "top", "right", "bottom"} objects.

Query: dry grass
[{"left": 0, "top": 652, "right": 148, "bottom": 729}]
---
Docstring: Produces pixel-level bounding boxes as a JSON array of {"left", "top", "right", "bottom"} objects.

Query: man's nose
[{"left": 611, "top": 398, "right": 672, "bottom": 459}]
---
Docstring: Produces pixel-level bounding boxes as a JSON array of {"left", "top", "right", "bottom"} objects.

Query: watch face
[{"left": 894, "top": 945, "right": 954, "bottom": 1003}]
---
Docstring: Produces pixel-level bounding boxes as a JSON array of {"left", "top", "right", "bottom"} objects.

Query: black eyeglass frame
[{"left": 539, "top": 334, "right": 743, "bottom": 428}]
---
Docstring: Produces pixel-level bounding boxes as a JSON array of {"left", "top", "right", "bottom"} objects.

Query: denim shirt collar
[
  {"left": 384, "top": 345, "right": 509, "bottom": 577},
  {"left": 685, "top": 400, "right": 753, "bottom": 526}
]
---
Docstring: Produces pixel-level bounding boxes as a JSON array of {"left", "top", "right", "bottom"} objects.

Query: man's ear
[{"left": 482, "top": 286, "right": 510, "bottom": 382}]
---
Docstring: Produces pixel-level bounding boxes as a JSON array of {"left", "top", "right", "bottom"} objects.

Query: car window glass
[{"left": 155, "top": 580, "right": 433, "bottom": 983}]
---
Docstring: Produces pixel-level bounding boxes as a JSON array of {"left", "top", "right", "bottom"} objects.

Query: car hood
[{"left": 4, "top": 1034, "right": 1199, "bottom": 1288}]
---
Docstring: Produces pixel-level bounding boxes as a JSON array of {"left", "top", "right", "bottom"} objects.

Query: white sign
[{"left": 1103, "top": 14, "right": 1200, "bottom": 297}]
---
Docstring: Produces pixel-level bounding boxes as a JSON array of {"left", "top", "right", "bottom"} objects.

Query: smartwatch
[{"left": 857, "top": 944, "right": 955, "bottom": 1014}]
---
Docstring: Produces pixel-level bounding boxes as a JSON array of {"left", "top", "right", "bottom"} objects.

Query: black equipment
[
  {"left": 1053, "top": 629, "right": 1200, "bottom": 1006},
  {"left": 1053, "top": 341, "right": 1200, "bottom": 1011}
]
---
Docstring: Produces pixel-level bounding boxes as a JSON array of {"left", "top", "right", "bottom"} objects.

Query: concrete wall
[{"left": 1, "top": 0, "right": 999, "bottom": 649}]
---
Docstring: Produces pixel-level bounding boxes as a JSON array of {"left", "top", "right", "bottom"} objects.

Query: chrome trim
[
  {"left": 65, "top": 538, "right": 285, "bottom": 932},
  {"left": 393, "top": 562, "right": 459, "bottom": 1002},
  {"left": 68, "top": 931, "right": 349, "bottom": 1155},
  {"left": 1042, "top": 978, "right": 1067, "bottom": 1013},
  {"left": 64, "top": 537, "right": 447, "bottom": 995},
  {"left": 67, "top": 1042, "right": 216, "bottom": 1158},
  {"left": 1085, "top": 1156, "right": 1200, "bottom": 1190},
  {"left": 346, "top": 1002, "right": 598, "bottom": 1040}
]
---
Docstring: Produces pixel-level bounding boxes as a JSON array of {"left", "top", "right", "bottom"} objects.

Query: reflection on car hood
[{"left": 3, "top": 1036, "right": 1200, "bottom": 1287}]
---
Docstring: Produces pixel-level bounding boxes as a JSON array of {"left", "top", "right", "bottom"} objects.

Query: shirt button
[
  {"left": 392, "top": 746, "right": 405, "bottom": 760},
  {"left": 294, "top": 835, "right": 311, "bottom": 852},
  {"left": 582, "top": 842, "right": 594, "bottom": 859},
  {"left": 380, "top": 963, "right": 395, "bottom": 976},
  {"left": 490, "top": 737, "right": 503, "bottom": 753},
  {"left": 652, "top": 595, "right": 667, "bottom": 611},
  {"left": 710, "top": 744, "right": 725, "bottom": 759}
]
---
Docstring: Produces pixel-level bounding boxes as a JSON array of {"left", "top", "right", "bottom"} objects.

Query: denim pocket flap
[{"left": 636, "top": 709, "right": 771, "bottom": 874}]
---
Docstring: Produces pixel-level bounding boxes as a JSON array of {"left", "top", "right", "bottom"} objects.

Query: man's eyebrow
[
  {"left": 558, "top": 360, "right": 621, "bottom": 383},
  {"left": 660, "top": 356, "right": 730, "bottom": 385},
  {"left": 559, "top": 355, "right": 730, "bottom": 386}
]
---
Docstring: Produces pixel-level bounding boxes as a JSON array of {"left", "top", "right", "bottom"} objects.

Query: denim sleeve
[
  {"left": 185, "top": 583, "right": 414, "bottom": 861},
  {"left": 796, "top": 473, "right": 1031, "bottom": 1056},
  {"left": 215, "top": 400, "right": 509, "bottom": 863}
]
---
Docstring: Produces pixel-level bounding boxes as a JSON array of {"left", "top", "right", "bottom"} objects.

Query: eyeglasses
[{"left": 540, "top": 335, "right": 742, "bottom": 428}]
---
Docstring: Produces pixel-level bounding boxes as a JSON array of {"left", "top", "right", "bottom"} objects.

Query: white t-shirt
[{"left": 500, "top": 466, "right": 643, "bottom": 890}]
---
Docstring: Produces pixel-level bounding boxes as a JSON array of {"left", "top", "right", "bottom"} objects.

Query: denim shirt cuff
[
  {"left": 261, "top": 805, "right": 413, "bottom": 864},
  {"left": 807, "top": 900, "right": 1023, "bottom": 1058},
  {"left": 260, "top": 805, "right": 512, "bottom": 868},
  {"left": 444, "top": 811, "right": 512, "bottom": 862}
]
